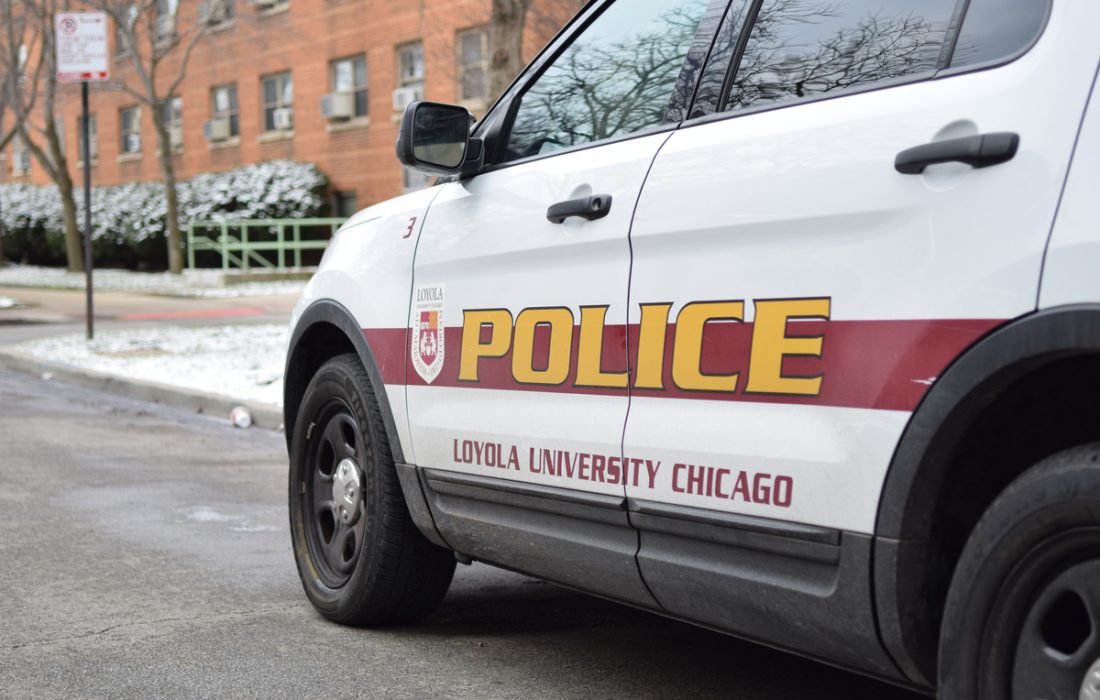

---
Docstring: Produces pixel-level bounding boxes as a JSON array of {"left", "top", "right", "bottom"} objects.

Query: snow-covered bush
[{"left": 0, "top": 160, "right": 328, "bottom": 268}]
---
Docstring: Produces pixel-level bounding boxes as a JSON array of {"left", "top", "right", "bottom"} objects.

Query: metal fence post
[
  {"left": 187, "top": 223, "right": 195, "bottom": 269},
  {"left": 220, "top": 222, "right": 229, "bottom": 272},
  {"left": 277, "top": 224, "right": 285, "bottom": 270},
  {"left": 293, "top": 223, "right": 302, "bottom": 269},
  {"left": 242, "top": 222, "right": 250, "bottom": 271}
]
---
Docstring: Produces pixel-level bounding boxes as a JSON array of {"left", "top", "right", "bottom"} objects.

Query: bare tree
[
  {"left": 488, "top": 0, "right": 531, "bottom": 101},
  {"left": 506, "top": 4, "right": 702, "bottom": 156},
  {"left": 90, "top": 0, "right": 211, "bottom": 274},
  {"left": 415, "top": 0, "right": 580, "bottom": 113},
  {"left": 0, "top": 0, "right": 43, "bottom": 266},
  {"left": 11, "top": 0, "right": 87, "bottom": 272},
  {"left": 728, "top": 0, "right": 943, "bottom": 109},
  {"left": 489, "top": 0, "right": 583, "bottom": 101}
]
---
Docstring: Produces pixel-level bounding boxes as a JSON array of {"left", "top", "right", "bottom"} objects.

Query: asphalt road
[{"left": 0, "top": 369, "right": 926, "bottom": 699}]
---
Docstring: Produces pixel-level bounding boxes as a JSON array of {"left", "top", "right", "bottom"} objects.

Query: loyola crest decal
[{"left": 411, "top": 285, "right": 445, "bottom": 383}]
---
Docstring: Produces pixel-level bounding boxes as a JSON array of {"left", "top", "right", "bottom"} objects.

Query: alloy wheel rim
[
  {"left": 1012, "top": 557, "right": 1100, "bottom": 700},
  {"left": 303, "top": 403, "right": 368, "bottom": 588}
]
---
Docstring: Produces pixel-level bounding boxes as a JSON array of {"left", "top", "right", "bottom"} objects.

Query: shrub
[{"left": 0, "top": 160, "right": 328, "bottom": 269}]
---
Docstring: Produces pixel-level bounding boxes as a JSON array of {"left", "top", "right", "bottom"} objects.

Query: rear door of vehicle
[
  {"left": 620, "top": 0, "right": 1099, "bottom": 673},
  {"left": 406, "top": 0, "right": 724, "bottom": 605}
]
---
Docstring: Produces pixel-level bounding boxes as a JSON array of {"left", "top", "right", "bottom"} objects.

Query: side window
[
  {"left": 504, "top": 0, "right": 711, "bottom": 162},
  {"left": 726, "top": 0, "right": 958, "bottom": 112},
  {"left": 948, "top": 0, "right": 1049, "bottom": 69}
]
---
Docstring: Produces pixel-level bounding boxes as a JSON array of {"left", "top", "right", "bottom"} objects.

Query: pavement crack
[{"left": 7, "top": 603, "right": 301, "bottom": 650}]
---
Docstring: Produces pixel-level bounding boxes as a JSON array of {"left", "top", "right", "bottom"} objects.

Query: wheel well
[
  {"left": 888, "top": 351, "right": 1100, "bottom": 683},
  {"left": 284, "top": 321, "right": 358, "bottom": 445},
  {"left": 933, "top": 355, "right": 1100, "bottom": 601}
]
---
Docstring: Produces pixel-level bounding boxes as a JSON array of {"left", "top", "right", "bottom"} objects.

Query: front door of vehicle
[
  {"left": 620, "top": 0, "right": 1098, "bottom": 671},
  {"left": 406, "top": 0, "right": 719, "bottom": 605}
]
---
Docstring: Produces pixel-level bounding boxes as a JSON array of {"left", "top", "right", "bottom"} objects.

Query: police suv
[{"left": 284, "top": 0, "right": 1100, "bottom": 697}]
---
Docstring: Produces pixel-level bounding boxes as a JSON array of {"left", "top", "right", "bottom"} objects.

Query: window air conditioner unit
[
  {"left": 392, "top": 86, "right": 423, "bottom": 112},
  {"left": 204, "top": 118, "right": 230, "bottom": 142},
  {"left": 273, "top": 107, "right": 294, "bottom": 131},
  {"left": 126, "top": 133, "right": 141, "bottom": 153},
  {"left": 199, "top": 0, "right": 228, "bottom": 24},
  {"left": 321, "top": 91, "right": 354, "bottom": 120},
  {"left": 169, "top": 125, "right": 183, "bottom": 150},
  {"left": 155, "top": 14, "right": 176, "bottom": 38}
]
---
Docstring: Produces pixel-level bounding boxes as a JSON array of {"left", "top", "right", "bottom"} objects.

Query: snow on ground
[
  {"left": 0, "top": 264, "right": 307, "bottom": 298},
  {"left": 14, "top": 324, "right": 287, "bottom": 406},
  {"left": 0, "top": 296, "right": 18, "bottom": 309}
]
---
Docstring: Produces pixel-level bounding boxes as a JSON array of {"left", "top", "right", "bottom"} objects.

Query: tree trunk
[
  {"left": 57, "top": 169, "right": 84, "bottom": 273},
  {"left": 155, "top": 118, "right": 184, "bottom": 274},
  {"left": 165, "top": 174, "right": 183, "bottom": 274},
  {"left": 0, "top": 193, "right": 7, "bottom": 266},
  {"left": 489, "top": 0, "right": 531, "bottom": 101}
]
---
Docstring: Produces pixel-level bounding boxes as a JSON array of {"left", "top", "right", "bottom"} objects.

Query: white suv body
[{"left": 286, "top": 1, "right": 1100, "bottom": 696}]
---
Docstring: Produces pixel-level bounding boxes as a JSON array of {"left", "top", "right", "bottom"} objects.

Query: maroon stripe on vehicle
[{"left": 366, "top": 319, "right": 1002, "bottom": 412}]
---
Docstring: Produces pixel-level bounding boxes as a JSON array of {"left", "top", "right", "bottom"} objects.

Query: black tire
[
  {"left": 289, "top": 353, "right": 455, "bottom": 626},
  {"left": 939, "top": 445, "right": 1100, "bottom": 700}
]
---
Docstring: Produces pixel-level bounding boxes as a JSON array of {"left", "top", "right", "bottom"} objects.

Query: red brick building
[{"left": 5, "top": 0, "right": 576, "bottom": 215}]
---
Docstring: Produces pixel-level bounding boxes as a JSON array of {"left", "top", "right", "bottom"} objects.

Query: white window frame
[
  {"left": 261, "top": 71, "right": 294, "bottom": 132},
  {"left": 457, "top": 27, "right": 489, "bottom": 107},
  {"left": 77, "top": 114, "right": 99, "bottom": 165},
  {"left": 120, "top": 106, "right": 142, "bottom": 155},
  {"left": 330, "top": 54, "right": 369, "bottom": 119},
  {"left": 397, "top": 41, "right": 424, "bottom": 90},
  {"left": 211, "top": 83, "right": 240, "bottom": 137}
]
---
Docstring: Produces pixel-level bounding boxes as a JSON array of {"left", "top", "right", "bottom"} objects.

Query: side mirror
[{"left": 395, "top": 101, "right": 482, "bottom": 177}]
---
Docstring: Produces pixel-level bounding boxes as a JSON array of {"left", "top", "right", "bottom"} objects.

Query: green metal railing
[{"left": 186, "top": 218, "right": 346, "bottom": 271}]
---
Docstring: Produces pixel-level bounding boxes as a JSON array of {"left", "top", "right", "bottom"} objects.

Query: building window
[
  {"left": 17, "top": 43, "right": 28, "bottom": 80},
  {"left": 162, "top": 96, "right": 183, "bottom": 151},
  {"left": 120, "top": 105, "right": 141, "bottom": 154},
  {"left": 262, "top": 72, "right": 294, "bottom": 131},
  {"left": 120, "top": 106, "right": 141, "bottom": 154},
  {"left": 53, "top": 116, "right": 66, "bottom": 158},
  {"left": 154, "top": 0, "right": 177, "bottom": 40},
  {"left": 398, "top": 42, "right": 424, "bottom": 89},
  {"left": 115, "top": 4, "right": 138, "bottom": 55},
  {"left": 77, "top": 114, "right": 99, "bottom": 163},
  {"left": 402, "top": 167, "right": 431, "bottom": 192},
  {"left": 200, "top": 0, "right": 235, "bottom": 26},
  {"left": 11, "top": 137, "right": 30, "bottom": 177},
  {"left": 457, "top": 28, "right": 488, "bottom": 105},
  {"left": 251, "top": 0, "right": 287, "bottom": 13},
  {"left": 161, "top": 96, "right": 182, "bottom": 129},
  {"left": 211, "top": 84, "right": 239, "bottom": 137},
  {"left": 330, "top": 55, "right": 368, "bottom": 119},
  {"left": 333, "top": 191, "right": 358, "bottom": 217},
  {"left": 397, "top": 40, "right": 425, "bottom": 103}
]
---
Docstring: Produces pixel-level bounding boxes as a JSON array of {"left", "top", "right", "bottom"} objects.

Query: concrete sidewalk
[
  {"left": 0, "top": 347, "right": 285, "bottom": 429},
  {"left": 0, "top": 286, "right": 296, "bottom": 430}
]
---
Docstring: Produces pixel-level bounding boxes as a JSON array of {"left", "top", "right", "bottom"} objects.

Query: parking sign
[{"left": 56, "top": 12, "right": 109, "bottom": 82}]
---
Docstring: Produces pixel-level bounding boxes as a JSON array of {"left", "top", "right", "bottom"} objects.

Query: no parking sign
[{"left": 56, "top": 12, "right": 109, "bottom": 83}]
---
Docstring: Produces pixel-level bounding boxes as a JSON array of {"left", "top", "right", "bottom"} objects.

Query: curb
[{"left": 0, "top": 347, "right": 284, "bottom": 431}]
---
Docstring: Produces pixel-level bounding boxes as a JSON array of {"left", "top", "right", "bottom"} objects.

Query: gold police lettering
[{"left": 458, "top": 298, "right": 830, "bottom": 397}]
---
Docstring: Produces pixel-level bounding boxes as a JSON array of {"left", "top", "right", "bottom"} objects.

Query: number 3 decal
[{"left": 404, "top": 216, "right": 417, "bottom": 239}]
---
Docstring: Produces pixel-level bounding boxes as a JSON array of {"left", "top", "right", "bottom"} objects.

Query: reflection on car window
[
  {"left": 726, "top": 0, "right": 957, "bottom": 111},
  {"left": 949, "top": 0, "right": 1049, "bottom": 69},
  {"left": 504, "top": 0, "right": 710, "bottom": 162}
]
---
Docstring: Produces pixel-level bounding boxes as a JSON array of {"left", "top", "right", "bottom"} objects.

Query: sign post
[{"left": 56, "top": 12, "right": 109, "bottom": 341}]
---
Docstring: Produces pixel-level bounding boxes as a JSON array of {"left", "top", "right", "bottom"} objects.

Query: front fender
[{"left": 285, "top": 185, "right": 443, "bottom": 464}]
